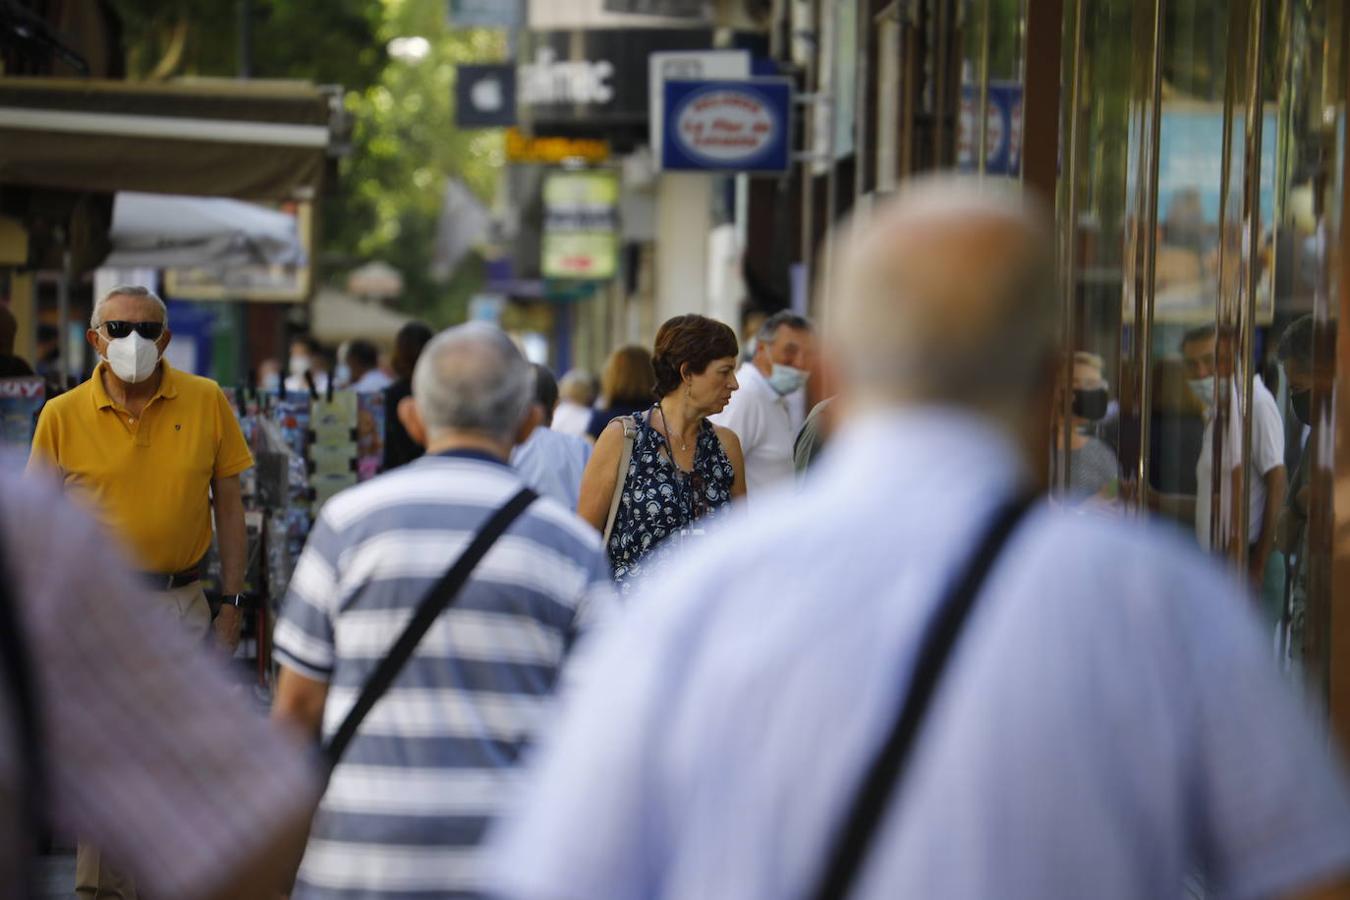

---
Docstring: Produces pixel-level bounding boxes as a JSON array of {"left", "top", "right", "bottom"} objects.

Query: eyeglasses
[{"left": 102, "top": 320, "right": 164, "bottom": 340}]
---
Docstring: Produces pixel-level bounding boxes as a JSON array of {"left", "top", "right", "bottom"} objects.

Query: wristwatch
[{"left": 220, "top": 593, "right": 248, "bottom": 610}]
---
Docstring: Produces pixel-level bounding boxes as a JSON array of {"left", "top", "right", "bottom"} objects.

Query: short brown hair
[
  {"left": 601, "top": 344, "right": 656, "bottom": 406},
  {"left": 652, "top": 314, "right": 739, "bottom": 398}
]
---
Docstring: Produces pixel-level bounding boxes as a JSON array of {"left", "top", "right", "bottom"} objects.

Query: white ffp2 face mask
[{"left": 104, "top": 332, "right": 161, "bottom": 384}]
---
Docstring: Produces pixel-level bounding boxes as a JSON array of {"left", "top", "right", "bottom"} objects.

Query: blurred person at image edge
[
  {"left": 0, "top": 464, "right": 317, "bottom": 899},
  {"left": 487, "top": 178, "right": 1350, "bottom": 900}
]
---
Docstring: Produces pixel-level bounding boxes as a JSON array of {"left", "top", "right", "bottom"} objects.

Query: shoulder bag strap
[
  {"left": 602, "top": 416, "right": 638, "bottom": 547},
  {"left": 808, "top": 494, "right": 1036, "bottom": 900},
  {"left": 0, "top": 523, "right": 47, "bottom": 898},
  {"left": 322, "top": 486, "right": 538, "bottom": 776}
]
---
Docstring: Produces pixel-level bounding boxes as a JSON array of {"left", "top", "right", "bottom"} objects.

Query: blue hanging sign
[{"left": 661, "top": 78, "right": 792, "bottom": 173}]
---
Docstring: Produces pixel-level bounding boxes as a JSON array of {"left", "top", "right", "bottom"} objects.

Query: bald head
[
  {"left": 827, "top": 177, "right": 1057, "bottom": 424},
  {"left": 412, "top": 323, "right": 533, "bottom": 443}
]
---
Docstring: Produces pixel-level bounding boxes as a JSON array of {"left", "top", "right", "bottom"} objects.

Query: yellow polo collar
[{"left": 91, "top": 359, "right": 181, "bottom": 411}]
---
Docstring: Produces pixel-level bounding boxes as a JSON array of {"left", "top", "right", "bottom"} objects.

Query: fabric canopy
[
  {"left": 0, "top": 77, "right": 332, "bottom": 200},
  {"left": 310, "top": 289, "right": 415, "bottom": 347},
  {"left": 104, "top": 191, "right": 304, "bottom": 269}
]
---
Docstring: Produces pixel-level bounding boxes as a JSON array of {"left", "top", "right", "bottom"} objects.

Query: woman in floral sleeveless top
[{"left": 578, "top": 315, "right": 747, "bottom": 593}]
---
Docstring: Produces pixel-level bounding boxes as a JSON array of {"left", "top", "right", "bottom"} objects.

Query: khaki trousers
[{"left": 75, "top": 582, "right": 211, "bottom": 900}]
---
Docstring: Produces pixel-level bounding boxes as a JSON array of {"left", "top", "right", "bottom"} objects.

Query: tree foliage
[
  {"left": 112, "top": 0, "right": 386, "bottom": 89},
  {"left": 325, "top": 0, "right": 506, "bottom": 324}
]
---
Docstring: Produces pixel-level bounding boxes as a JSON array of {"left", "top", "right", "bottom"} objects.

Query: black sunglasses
[{"left": 102, "top": 320, "right": 164, "bottom": 340}]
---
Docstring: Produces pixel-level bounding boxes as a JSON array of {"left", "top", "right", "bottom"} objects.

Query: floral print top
[{"left": 607, "top": 408, "right": 735, "bottom": 593}]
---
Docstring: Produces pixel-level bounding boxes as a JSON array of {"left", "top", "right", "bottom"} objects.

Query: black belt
[{"left": 139, "top": 567, "right": 201, "bottom": 590}]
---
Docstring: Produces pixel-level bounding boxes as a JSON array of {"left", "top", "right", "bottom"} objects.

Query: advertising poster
[
  {"left": 542, "top": 171, "right": 620, "bottom": 280},
  {"left": 309, "top": 392, "right": 358, "bottom": 510},
  {"left": 0, "top": 377, "right": 44, "bottom": 452},
  {"left": 356, "top": 391, "right": 386, "bottom": 482}
]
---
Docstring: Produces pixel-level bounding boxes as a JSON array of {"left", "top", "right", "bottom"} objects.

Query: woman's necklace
[{"left": 657, "top": 400, "right": 690, "bottom": 452}]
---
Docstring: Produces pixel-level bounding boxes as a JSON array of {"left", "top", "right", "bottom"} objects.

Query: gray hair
[
  {"left": 824, "top": 175, "right": 1057, "bottom": 420},
  {"left": 412, "top": 323, "right": 533, "bottom": 442},
  {"left": 755, "top": 310, "right": 812, "bottom": 345},
  {"left": 557, "top": 368, "right": 597, "bottom": 406},
  {"left": 91, "top": 285, "right": 168, "bottom": 330}
]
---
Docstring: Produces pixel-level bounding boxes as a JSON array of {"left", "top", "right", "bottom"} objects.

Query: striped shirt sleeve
[{"left": 274, "top": 510, "right": 345, "bottom": 681}]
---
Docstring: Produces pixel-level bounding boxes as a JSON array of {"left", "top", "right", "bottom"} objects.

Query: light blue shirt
[
  {"left": 511, "top": 426, "right": 592, "bottom": 511},
  {"left": 489, "top": 409, "right": 1350, "bottom": 900}
]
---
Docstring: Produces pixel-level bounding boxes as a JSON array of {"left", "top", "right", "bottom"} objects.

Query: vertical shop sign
[
  {"left": 957, "top": 81, "right": 1024, "bottom": 176},
  {"left": 542, "top": 171, "right": 620, "bottom": 280}
]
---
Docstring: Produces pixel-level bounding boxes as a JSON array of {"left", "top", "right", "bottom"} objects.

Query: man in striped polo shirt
[{"left": 272, "top": 323, "right": 614, "bottom": 898}]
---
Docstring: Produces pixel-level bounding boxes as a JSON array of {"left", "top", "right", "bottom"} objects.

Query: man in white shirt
[
  {"left": 711, "top": 310, "right": 814, "bottom": 496},
  {"left": 551, "top": 369, "right": 597, "bottom": 439},
  {"left": 512, "top": 363, "right": 593, "bottom": 509},
  {"left": 487, "top": 178, "right": 1350, "bottom": 900},
  {"left": 1181, "top": 324, "right": 1286, "bottom": 587}
]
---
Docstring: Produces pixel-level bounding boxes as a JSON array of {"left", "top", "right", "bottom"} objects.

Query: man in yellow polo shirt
[{"left": 27, "top": 284, "right": 254, "bottom": 899}]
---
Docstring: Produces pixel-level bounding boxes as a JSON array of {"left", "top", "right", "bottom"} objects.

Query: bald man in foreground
[{"left": 486, "top": 179, "right": 1350, "bottom": 899}]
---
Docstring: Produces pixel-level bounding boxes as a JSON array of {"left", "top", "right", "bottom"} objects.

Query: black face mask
[
  {"left": 1290, "top": 389, "right": 1311, "bottom": 427},
  {"left": 1072, "top": 387, "right": 1109, "bottom": 421}
]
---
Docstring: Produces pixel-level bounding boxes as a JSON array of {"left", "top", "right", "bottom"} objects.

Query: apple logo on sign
[{"left": 472, "top": 77, "right": 504, "bottom": 112}]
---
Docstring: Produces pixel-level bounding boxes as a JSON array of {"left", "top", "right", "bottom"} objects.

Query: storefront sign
[
  {"left": 648, "top": 49, "right": 750, "bottom": 159},
  {"left": 447, "top": 0, "right": 522, "bottom": 28},
  {"left": 521, "top": 47, "right": 614, "bottom": 106},
  {"left": 957, "top": 81, "right": 1023, "bottom": 176},
  {"left": 456, "top": 64, "right": 517, "bottom": 128},
  {"left": 603, "top": 0, "right": 707, "bottom": 16},
  {"left": 505, "top": 129, "right": 610, "bottom": 164},
  {"left": 522, "top": 29, "right": 714, "bottom": 129},
  {"left": 661, "top": 78, "right": 792, "bottom": 173},
  {"left": 542, "top": 171, "right": 619, "bottom": 280}
]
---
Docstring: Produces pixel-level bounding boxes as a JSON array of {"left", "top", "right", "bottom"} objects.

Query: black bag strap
[
  {"left": 0, "top": 523, "right": 47, "bottom": 897},
  {"left": 809, "top": 494, "right": 1036, "bottom": 900},
  {"left": 322, "top": 487, "right": 538, "bottom": 775}
]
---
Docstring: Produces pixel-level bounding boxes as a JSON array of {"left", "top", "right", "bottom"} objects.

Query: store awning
[
  {"left": 310, "top": 289, "right": 415, "bottom": 347},
  {"left": 0, "top": 77, "right": 334, "bottom": 200},
  {"left": 105, "top": 191, "right": 304, "bottom": 269}
]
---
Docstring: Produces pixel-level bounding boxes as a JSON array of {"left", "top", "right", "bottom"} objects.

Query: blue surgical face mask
[
  {"left": 1187, "top": 376, "right": 1215, "bottom": 409},
  {"left": 767, "top": 363, "right": 808, "bottom": 396}
]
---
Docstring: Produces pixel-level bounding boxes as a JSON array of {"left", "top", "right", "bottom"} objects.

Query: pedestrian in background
[
  {"left": 25, "top": 284, "right": 256, "bottom": 899},
  {"left": 552, "top": 368, "right": 597, "bottom": 438},
  {"left": 381, "top": 320, "right": 434, "bottom": 472},
  {"left": 344, "top": 338, "right": 393, "bottom": 393},
  {"left": 0, "top": 303, "right": 34, "bottom": 377},
  {"left": 285, "top": 334, "right": 331, "bottom": 394},
  {"left": 511, "top": 363, "right": 593, "bottom": 509},
  {"left": 489, "top": 178, "right": 1350, "bottom": 900},
  {"left": 586, "top": 344, "right": 656, "bottom": 440},
  {"left": 578, "top": 314, "right": 745, "bottom": 594},
  {"left": 711, "top": 310, "right": 815, "bottom": 497},
  {"left": 0, "top": 465, "right": 317, "bottom": 899},
  {"left": 272, "top": 323, "right": 614, "bottom": 899}
]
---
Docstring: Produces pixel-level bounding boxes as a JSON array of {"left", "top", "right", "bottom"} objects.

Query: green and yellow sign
[{"left": 541, "top": 170, "right": 619, "bottom": 281}]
